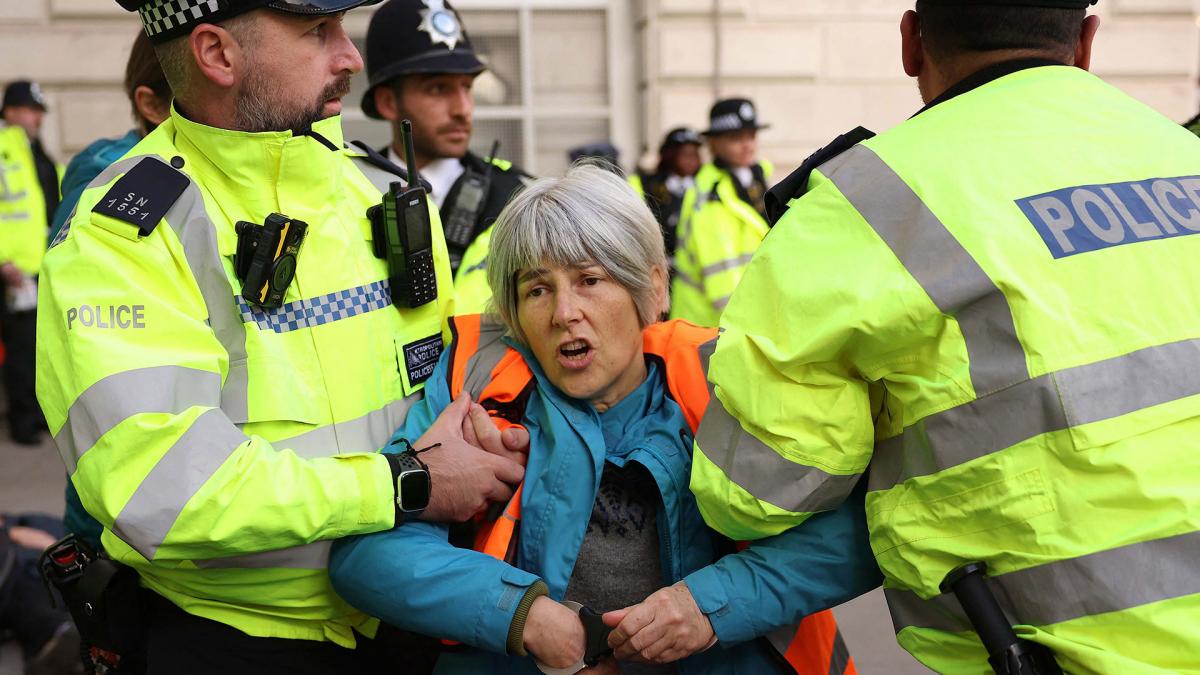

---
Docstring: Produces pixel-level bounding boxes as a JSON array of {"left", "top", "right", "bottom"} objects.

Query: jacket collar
[
  {"left": 167, "top": 105, "right": 346, "bottom": 219},
  {"left": 913, "top": 58, "right": 1065, "bottom": 117}
]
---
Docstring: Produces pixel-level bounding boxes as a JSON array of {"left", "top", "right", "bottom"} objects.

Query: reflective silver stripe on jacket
[
  {"left": 350, "top": 155, "right": 401, "bottom": 195},
  {"left": 819, "top": 144, "right": 1028, "bottom": 397},
  {"left": 765, "top": 622, "right": 852, "bottom": 675},
  {"left": 55, "top": 366, "right": 221, "bottom": 474},
  {"left": 700, "top": 253, "right": 755, "bottom": 278},
  {"left": 870, "top": 336, "right": 1200, "bottom": 490},
  {"left": 270, "top": 395, "right": 422, "bottom": 458},
  {"left": 886, "top": 528, "right": 1200, "bottom": 634},
  {"left": 195, "top": 540, "right": 331, "bottom": 570},
  {"left": 695, "top": 392, "right": 862, "bottom": 514},
  {"left": 111, "top": 408, "right": 250, "bottom": 560},
  {"left": 460, "top": 316, "right": 513, "bottom": 400}
]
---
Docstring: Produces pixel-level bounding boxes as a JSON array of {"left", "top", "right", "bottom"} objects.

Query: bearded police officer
[
  {"left": 670, "top": 98, "right": 773, "bottom": 327},
  {"left": 36, "top": 0, "right": 528, "bottom": 671},
  {"left": 362, "top": 0, "right": 531, "bottom": 314},
  {"left": 689, "top": 1, "right": 1200, "bottom": 673}
]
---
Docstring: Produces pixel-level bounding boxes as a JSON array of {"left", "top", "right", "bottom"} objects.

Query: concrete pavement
[{"left": 0, "top": 430, "right": 931, "bottom": 674}]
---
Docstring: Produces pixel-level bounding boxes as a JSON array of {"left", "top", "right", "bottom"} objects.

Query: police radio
[
  {"left": 370, "top": 119, "right": 438, "bottom": 308},
  {"left": 442, "top": 139, "right": 499, "bottom": 254},
  {"left": 234, "top": 212, "right": 308, "bottom": 309}
]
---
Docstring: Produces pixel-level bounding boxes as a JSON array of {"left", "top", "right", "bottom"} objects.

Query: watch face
[{"left": 398, "top": 469, "right": 431, "bottom": 512}]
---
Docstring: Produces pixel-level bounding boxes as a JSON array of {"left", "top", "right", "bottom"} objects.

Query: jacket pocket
[
  {"left": 223, "top": 355, "right": 325, "bottom": 426},
  {"left": 868, "top": 464, "right": 1055, "bottom": 594}
]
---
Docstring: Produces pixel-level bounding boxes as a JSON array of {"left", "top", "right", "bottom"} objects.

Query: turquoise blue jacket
[{"left": 330, "top": 338, "right": 880, "bottom": 674}]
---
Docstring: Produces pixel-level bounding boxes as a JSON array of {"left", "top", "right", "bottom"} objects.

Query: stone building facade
[{"left": 1, "top": 0, "right": 1196, "bottom": 177}]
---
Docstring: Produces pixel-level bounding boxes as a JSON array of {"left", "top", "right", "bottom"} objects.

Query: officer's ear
[
  {"left": 373, "top": 84, "right": 401, "bottom": 122},
  {"left": 1073, "top": 14, "right": 1100, "bottom": 71},
  {"left": 190, "top": 22, "right": 241, "bottom": 90},
  {"left": 900, "top": 10, "right": 924, "bottom": 78}
]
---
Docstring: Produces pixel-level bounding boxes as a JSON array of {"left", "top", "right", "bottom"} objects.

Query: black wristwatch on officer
[{"left": 384, "top": 439, "right": 432, "bottom": 524}]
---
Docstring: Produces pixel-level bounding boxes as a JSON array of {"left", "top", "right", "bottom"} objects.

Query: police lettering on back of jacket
[
  {"left": 689, "top": 1, "right": 1200, "bottom": 673},
  {"left": 36, "top": 1, "right": 527, "bottom": 672},
  {"left": 360, "top": 0, "right": 533, "bottom": 315}
]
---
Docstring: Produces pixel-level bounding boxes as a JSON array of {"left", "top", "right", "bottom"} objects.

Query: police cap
[
  {"left": 1, "top": 80, "right": 48, "bottom": 113},
  {"left": 659, "top": 127, "right": 702, "bottom": 153},
  {"left": 361, "top": 0, "right": 485, "bottom": 120},
  {"left": 919, "top": 0, "right": 1097, "bottom": 7},
  {"left": 116, "top": 0, "right": 383, "bottom": 44}
]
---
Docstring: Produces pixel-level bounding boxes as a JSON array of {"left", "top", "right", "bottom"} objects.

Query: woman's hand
[
  {"left": 604, "top": 582, "right": 717, "bottom": 664},
  {"left": 524, "top": 596, "right": 586, "bottom": 669},
  {"left": 414, "top": 393, "right": 526, "bottom": 523}
]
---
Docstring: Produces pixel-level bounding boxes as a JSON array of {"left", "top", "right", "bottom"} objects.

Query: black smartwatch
[{"left": 386, "top": 445, "right": 431, "bottom": 523}]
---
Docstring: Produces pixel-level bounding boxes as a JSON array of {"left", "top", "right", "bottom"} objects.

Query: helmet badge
[{"left": 419, "top": 0, "right": 464, "bottom": 51}]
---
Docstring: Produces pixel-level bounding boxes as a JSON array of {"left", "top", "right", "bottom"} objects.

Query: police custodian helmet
[
  {"left": 116, "top": 0, "right": 384, "bottom": 44},
  {"left": 360, "top": 0, "right": 485, "bottom": 119}
]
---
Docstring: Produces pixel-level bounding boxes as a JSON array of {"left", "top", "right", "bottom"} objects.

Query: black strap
[
  {"left": 764, "top": 126, "right": 875, "bottom": 225},
  {"left": 577, "top": 605, "right": 614, "bottom": 667},
  {"left": 347, "top": 140, "right": 432, "bottom": 192}
]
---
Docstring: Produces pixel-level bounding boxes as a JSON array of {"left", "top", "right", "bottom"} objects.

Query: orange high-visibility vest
[{"left": 444, "top": 314, "right": 856, "bottom": 675}]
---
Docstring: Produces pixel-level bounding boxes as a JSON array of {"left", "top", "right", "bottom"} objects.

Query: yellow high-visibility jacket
[
  {"left": 691, "top": 63, "right": 1200, "bottom": 674},
  {"left": 36, "top": 109, "right": 454, "bottom": 646},
  {"left": 0, "top": 125, "right": 48, "bottom": 275},
  {"left": 670, "top": 160, "right": 772, "bottom": 327}
]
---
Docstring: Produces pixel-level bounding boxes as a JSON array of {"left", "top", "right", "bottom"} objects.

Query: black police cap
[
  {"left": 660, "top": 127, "right": 702, "bottom": 152},
  {"left": 702, "top": 98, "right": 769, "bottom": 137},
  {"left": 1, "top": 80, "right": 48, "bottom": 112},
  {"left": 361, "top": 0, "right": 484, "bottom": 120},
  {"left": 116, "top": 0, "right": 383, "bottom": 44},
  {"left": 919, "top": 0, "right": 1097, "bottom": 7}
]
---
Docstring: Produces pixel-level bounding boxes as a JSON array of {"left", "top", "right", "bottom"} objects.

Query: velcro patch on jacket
[
  {"left": 403, "top": 334, "right": 443, "bottom": 386},
  {"left": 92, "top": 158, "right": 189, "bottom": 236}
]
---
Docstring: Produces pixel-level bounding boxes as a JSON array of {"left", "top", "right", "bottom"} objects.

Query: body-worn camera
[
  {"left": 368, "top": 120, "right": 438, "bottom": 309},
  {"left": 234, "top": 213, "right": 308, "bottom": 309}
]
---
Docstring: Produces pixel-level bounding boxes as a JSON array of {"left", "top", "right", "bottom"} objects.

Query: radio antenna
[{"left": 402, "top": 119, "right": 421, "bottom": 189}]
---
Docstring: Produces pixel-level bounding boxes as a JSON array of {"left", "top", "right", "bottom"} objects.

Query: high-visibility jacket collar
[{"left": 167, "top": 105, "right": 347, "bottom": 219}]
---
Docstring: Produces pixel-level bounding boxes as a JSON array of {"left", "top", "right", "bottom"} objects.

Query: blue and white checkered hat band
[
  {"left": 139, "top": 0, "right": 227, "bottom": 39},
  {"left": 708, "top": 113, "right": 743, "bottom": 134}
]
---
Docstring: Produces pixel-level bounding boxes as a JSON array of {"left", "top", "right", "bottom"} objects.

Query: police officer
[
  {"left": 670, "top": 98, "right": 773, "bottom": 327},
  {"left": 37, "top": 1, "right": 526, "bottom": 672},
  {"left": 362, "top": 0, "right": 531, "bottom": 314},
  {"left": 629, "top": 126, "right": 703, "bottom": 258},
  {"left": 690, "top": 1, "right": 1200, "bottom": 673},
  {"left": 0, "top": 81, "right": 54, "bottom": 444}
]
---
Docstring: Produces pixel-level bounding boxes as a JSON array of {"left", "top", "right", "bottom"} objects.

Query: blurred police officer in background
[
  {"left": 630, "top": 126, "right": 703, "bottom": 259},
  {"left": 670, "top": 98, "right": 772, "bottom": 327},
  {"left": 2, "top": 81, "right": 59, "bottom": 225},
  {"left": 362, "top": 0, "right": 531, "bottom": 314},
  {"left": 0, "top": 80, "right": 55, "bottom": 445},
  {"left": 690, "top": 0, "right": 1200, "bottom": 672},
  {"left": 37, "top": 0, "right": 527, "bottom": 671}
]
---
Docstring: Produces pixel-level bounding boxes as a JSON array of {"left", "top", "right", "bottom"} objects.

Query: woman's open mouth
[{"left": 557, "top": 339, "right": 594, "bottom": 370}]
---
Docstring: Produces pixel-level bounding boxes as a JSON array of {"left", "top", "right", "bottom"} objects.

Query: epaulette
[
  {"left": 346, "top": 140, "right": 432, "bottom": 192},
  {"left": 764, "top": 126, "right": 875, "bottom": 225},
  {"left": 90, "top": 156, "right": 190, "bottom": 237}
]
